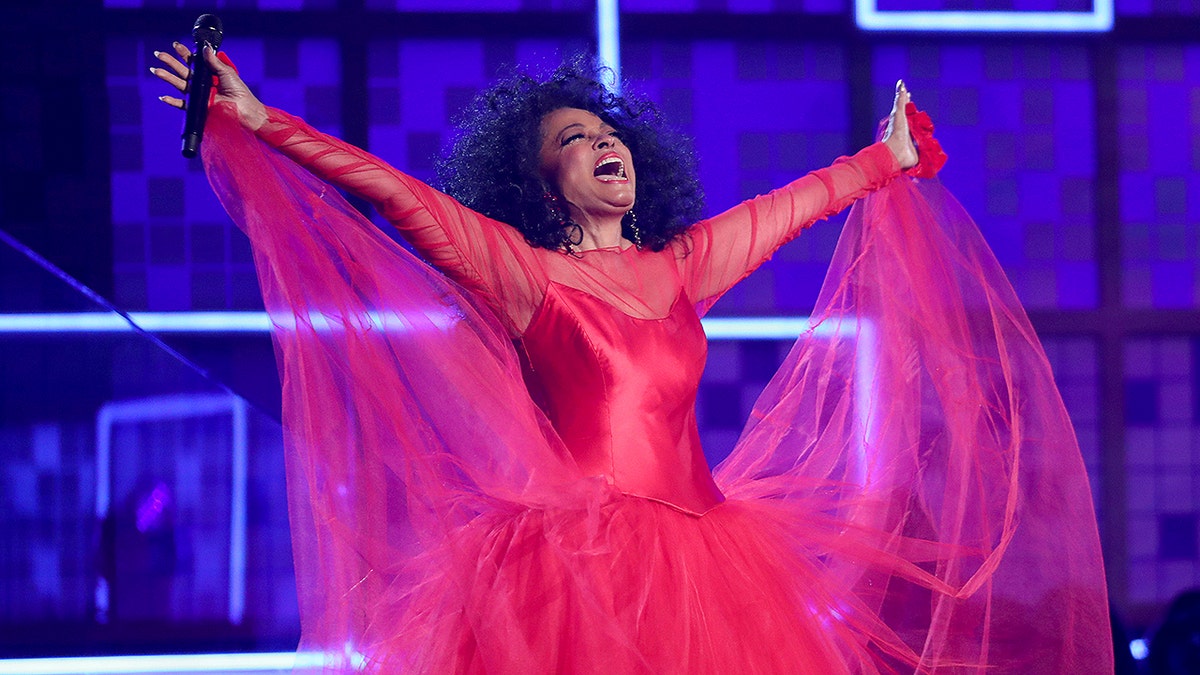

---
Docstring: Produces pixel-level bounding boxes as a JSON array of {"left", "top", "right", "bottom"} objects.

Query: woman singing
[{"left": 152, "top": 43, "right": 1111, "bottom": 673}]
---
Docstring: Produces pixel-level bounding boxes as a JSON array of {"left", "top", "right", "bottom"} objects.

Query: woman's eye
[{"left": 561, "top": 133, "right": 585, "bottom": 146}]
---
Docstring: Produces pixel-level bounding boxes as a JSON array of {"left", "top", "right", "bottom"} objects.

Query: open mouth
[{"left": 593, "top": 154, "right": 627, "bottom": 182}]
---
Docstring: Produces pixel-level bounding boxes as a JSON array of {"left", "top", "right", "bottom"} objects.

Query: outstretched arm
[
  {"left": 679, "top": 82, "right": 918, "bottom": 314},
  {"left": 153, "top": 44, "right": 544, "bottom": 332}
]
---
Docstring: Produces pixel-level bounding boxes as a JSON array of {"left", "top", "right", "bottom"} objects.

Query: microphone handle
[{"left": 181, "top": 45, "right": 215, "bottom": 158}]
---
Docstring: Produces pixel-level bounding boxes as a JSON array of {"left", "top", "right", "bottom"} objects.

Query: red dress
[{"left": 201, "top": 103, "right": 1112, "bottom": 673}]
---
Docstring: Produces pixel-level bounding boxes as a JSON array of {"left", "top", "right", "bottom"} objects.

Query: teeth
[{"left": 595, "top": 156, "right": 626, "bottom": 181}]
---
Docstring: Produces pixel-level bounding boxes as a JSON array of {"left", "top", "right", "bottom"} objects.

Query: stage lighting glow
[
  {"left": 0, "top": 311, "right": 463, "bottom": 335},
  {"left": 0, "top": 651, "right": 323, "bottom": 674},
  {"left": 0, "top": 312, "right": 270, "bottom": 333},
  {"left": 597, "top": 0, "right": 621, "bottom": 93},
  {"left": 0, "top": 312, "right": 831, "bottom": 340},
  {"left": 855, "top": 0, "right": 1114, "bottom": 32},
  {"left": 699, "top": 316, "right": 810, "bottom": 340},
  {"left": 1129, "top": 638, "right": 1148, "bottom": 660}
]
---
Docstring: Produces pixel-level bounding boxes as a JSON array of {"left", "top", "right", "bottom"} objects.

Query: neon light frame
[
  {"left": 855, "top": 0, "right": 1114, "bottom": 32},
  {"left": 94, "top": 395, "right": 249, "bottom": 627}
]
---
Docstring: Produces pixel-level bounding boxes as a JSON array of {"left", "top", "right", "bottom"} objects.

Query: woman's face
[{"left": 538, "top": 107, "right": 636, "bottom": 222}]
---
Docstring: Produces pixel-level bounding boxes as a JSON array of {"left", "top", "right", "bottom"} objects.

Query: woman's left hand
[{"left": 882, "top": 80, "right": 918, "bottom": 170}]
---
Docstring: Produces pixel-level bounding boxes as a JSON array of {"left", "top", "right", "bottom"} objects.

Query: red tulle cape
[{"left": 202, "top": 103, "right": 1112, "bottom": 674}]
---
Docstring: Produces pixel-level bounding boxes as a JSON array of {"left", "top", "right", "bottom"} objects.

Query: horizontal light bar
[
  {"left": 0, "top": 311, "right": 455, "bottom": 335},
  {"left": 702, "top": 317, "right": 812, "bottom": 340},
  {"left": 0, "top": 312, "right": 270, "bottom": 333},
  {"left": 0, "top": 651, "right": 323, "bottom": 675},
  {"left": 0, "top": 312, "right": 827, "bottom": 340},
  {"left": 1, "top": 640, "right": 1151, "bottom": 674},
  {"left": 856, "top": 0, "right": 1113, "bottom": 32}
]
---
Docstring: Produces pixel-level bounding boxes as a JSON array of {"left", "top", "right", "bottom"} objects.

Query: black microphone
[{"left": 181, "top": 14, "right": 223, "bottom": 158}]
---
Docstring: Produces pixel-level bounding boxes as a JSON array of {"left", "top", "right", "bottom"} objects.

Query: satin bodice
[
  {"left": 520, "top": 281, "right": 725, "bottom": 515},
  {"left": 251, "top": 105, "right": 899, "bottom": 516}
]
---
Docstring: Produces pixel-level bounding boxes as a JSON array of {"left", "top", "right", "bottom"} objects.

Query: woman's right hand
[
  {"left": 151, "top": 42, "right": 268, "bottom": 131},
  {"left": 882, "top": 80, "right": 918, "bottom": 170}
]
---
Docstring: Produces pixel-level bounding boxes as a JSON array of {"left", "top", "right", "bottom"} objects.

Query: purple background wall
[{"left": 2, "top": 0, "right": 1198, "bottom": 659}]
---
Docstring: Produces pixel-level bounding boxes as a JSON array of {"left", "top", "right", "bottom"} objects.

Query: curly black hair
[{"left": 435, "top": 56, "right": 704, "bottom": 253}]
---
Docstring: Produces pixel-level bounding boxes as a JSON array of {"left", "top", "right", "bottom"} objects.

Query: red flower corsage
[{"left": 904, "top": 101, "right": 947, "bottom": 179}]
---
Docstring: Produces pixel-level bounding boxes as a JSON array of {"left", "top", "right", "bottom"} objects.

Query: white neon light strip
[
  {"left": 855, "top": 0, "right": 1113, "bottom": 32},
  {"left": 0, "top": 312, "right": 271, "bottom": 333},
  {"left": 0, "top": 640, "right": 1151, "bottom": 674},
  {"left": 0, "top": 311, "right": 461, "bottom": 335},
  {"left": 596, "top": 0, "right": 621, "bottom": 91},
  {"left": 0, "top": 312, "right": 825, "bottom": 341},
  {"left": 229, "top": 398, "right": 248, "bottom": 626},
  {"left": 0, "top": 651, "right": 323, "bottom": 675}
]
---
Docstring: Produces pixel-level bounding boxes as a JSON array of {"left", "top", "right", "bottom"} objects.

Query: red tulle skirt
[{"left": 202, "top": 104, "right": 1112, "bottom": 674}]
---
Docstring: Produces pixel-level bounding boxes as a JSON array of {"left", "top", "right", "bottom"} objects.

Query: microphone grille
[{"left": 192, "top": 14, "right": 223, "bottom": 50}]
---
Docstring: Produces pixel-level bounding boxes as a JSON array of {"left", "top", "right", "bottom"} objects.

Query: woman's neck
[{"left": 572, "top": 214, "right": 628, "bottom": 251}]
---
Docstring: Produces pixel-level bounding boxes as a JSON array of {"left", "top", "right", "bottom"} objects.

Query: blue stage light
[{"left": 1129, "top": 638, "right": 1149, "bottom": 660}]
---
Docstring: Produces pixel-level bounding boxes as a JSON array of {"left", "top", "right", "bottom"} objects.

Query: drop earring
[
  {"left": 625, "top": 209, "right": 642, "bottom": 247},
  {"left": 544, "top": 189, "right": 581, "bottom": 251}
]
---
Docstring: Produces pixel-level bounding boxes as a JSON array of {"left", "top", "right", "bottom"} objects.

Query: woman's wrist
[
  {"left": 240, "top": 101, "right": 268, "bottom": 132},
  {"left": 884, "top": 134, "right": 918, "bottom": 170}
]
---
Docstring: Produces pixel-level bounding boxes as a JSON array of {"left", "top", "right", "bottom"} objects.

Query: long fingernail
[
  {"left": 896, "top": 79, "right": 907, "bottom": 92},
  {"left": 149, "top": 67, "right": 157, "bottom": 75}
]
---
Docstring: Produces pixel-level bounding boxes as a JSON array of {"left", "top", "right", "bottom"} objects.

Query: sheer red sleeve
[
  {"left": 254, "top": 107, "right": 544, "bottom": 333},
  {"left": 678, "top": 142, "right": 900, "bottom": 315}
]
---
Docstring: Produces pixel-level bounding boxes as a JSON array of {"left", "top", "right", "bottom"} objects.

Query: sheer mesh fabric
[
  {"left": 717, "top": 178, "right": 1112, "bottom": 672},
  {"left": 255, "top": 108, "right": 897, "bottom": 326},
  {"left": 204, "top": 102, "right": 1111, "bottom": 673}
]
